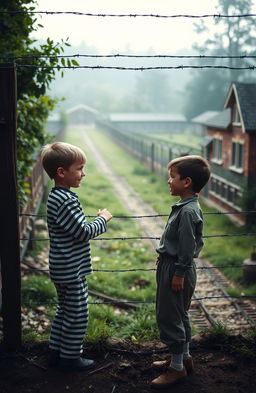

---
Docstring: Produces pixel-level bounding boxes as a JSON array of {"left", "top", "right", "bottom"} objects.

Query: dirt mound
[{"left": 0, "top": 334, "right": 255, "bottom": 393}]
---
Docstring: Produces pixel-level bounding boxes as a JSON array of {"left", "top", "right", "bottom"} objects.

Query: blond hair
[{"left": 41, "top": 142, "right": 86, "bottom": 179}]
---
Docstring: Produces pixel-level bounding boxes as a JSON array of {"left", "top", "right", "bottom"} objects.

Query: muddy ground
[{"left": 1, "top": 333, "right": 255, "bottom": 393}]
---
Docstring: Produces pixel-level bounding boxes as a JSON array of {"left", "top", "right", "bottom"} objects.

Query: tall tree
[
  {"left": 131, "top": 71, "right": 173, "bottom": 112},
  {"left": 0, "top": 0, "right": 76, "bottom": 206},
  {"left": 183, "top": 0, "right": 256, "bottom": 119}
]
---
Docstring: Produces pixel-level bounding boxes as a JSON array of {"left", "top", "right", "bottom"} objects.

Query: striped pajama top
[{"left": 46, "top": 187, "right": 107, "bottom": 283}]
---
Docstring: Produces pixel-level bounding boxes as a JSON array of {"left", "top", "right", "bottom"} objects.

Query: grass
[
  {"left": 22, "top": 275, "right": 57, "bottom": 305},
  {"left": 203, "top": 323, "right": 256, "bottom": 360}
]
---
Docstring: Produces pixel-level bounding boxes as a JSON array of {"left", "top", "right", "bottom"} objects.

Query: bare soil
[{"left": 1, "top": 333, "right": 256, "bottom": 393}]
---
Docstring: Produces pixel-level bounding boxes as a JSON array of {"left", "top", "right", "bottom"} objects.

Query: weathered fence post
[
  {"left": 0, "top": 63, "right": 21, "bottom": 350},
  {"left": 151, "top": 143, "right": 155, "bottom": 172}
]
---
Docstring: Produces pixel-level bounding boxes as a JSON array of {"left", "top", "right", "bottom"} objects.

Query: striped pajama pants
[{"left": 49, "top": 278, "right": 89, "bottom": 359}]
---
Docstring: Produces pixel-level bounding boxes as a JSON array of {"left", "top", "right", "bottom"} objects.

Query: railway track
[
  {"left": 82, "top": 127, "right": 256, "bottom": 335},
  {"left": 191, "top": 258, "right": 256, "bottom": 333}
]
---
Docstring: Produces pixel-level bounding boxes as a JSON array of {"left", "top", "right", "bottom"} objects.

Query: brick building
[{"left": 202, "top": 82, "right": 256, "bottom": 224}]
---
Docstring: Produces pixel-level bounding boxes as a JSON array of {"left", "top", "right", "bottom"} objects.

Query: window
[
  {"left": 227, "top": 187, "right": 235, "bottom": 204},
  {"left": 212, "top": 138, "right": 222, "bottom": 163},
  {"left": 231, "top": 141, "right": 244, "bottom": 171},
  {"left": 209, "top": 175, "right": 242, "bottom": 210},
  {"left": 232, "top": 104, "right": 241, "bottom": 124}
]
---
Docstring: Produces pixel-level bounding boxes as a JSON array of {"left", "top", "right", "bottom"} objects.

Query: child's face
[
  {"left": 167, "top": 166, "right": 187, "bottom": 197},
  {"left": 57, "top": 161, "right": 85, "bottom": 189}
]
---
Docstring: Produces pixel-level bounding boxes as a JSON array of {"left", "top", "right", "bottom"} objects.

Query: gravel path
[{"left": 81, "top": 128, "right": 165, "bottom": 251}]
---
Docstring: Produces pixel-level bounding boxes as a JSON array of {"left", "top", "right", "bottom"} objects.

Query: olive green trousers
[{"left": 156, "top": 255, "right": 197, "bottom": 354}]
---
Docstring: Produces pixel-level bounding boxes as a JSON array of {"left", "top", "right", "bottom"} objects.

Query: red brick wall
[{"left": 248, "top": 133, "right": 256, "bottom": 177}]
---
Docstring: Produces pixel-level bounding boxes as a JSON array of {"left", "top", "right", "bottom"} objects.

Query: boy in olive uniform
[{"left": 151, "top": 155, "right": 211, "bottom": 389}]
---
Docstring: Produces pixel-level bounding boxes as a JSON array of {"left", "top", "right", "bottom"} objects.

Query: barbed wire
[
  {"left": 16, "top": 64, "right": 256, "bottom": 71},
  {"left": 21, "top": 261, "right": 256, "bottom": 274},
  {"left": 1, "top": 11, "right": 256, "bottom": 19},
  {"left": 2, "top": 54, "right": 256, "bottom": 60},
  {"left": 20, "top": 232, "right": 256, "bottom": 242},
  {"left": 19, "top": 210, "right": 256, "bottom": 218},
  {"left": 22, "top": 294, "right": 256, "bottom": 308}
]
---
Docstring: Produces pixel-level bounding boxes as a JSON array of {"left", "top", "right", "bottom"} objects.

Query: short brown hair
[
  {"left": 168, "top": 155, "right": 211, "bottom": 193},
  {"left": 41, "top": 142, "right": 86, "bottom": 179}
]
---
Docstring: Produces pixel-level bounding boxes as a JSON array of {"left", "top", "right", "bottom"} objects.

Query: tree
[
  {"left": 0, "top": 0, "right": 77, "bottom": 206},
  {"left": 131, "top": 71, "right": 173, "bottom": 112},
  {"left": 183, "top": 0, "right": 256, "bottom": 119}
]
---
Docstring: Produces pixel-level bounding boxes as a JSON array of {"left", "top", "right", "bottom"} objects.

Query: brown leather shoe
[
  {"left": 152, "top": 355, "right": 194, "bottom": 374},
  {"left": 150, "top": 367, "right": 187, "bottom": 389}
]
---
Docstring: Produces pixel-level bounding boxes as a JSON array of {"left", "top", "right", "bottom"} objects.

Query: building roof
[
  {"left": 225, "top": 82, "right": 256, "bottom": 132},
  {"left": 191, "top": 111, "right": 220, "bottom": 124},
  {"left": 66, "top": 104, "right": 98, "bottom": 115},
  {"left": 204, "top": 108, "right": 231, "bottom": 129},
  {"left": 200, "top": 135, "right": 213, "bottom": 147},
  {"left": 109, "top": 113, "right": 187, "bottom": 122}
]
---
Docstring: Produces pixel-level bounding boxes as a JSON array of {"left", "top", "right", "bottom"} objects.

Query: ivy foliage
[{"left": 0, "top": 0, "right": 79, "bottom": 207}]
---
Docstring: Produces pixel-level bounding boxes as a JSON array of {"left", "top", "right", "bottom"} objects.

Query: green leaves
[
  {"left": 0, "top": 1, "right": 80, "bottom": 207},
  {"left": 17, "top": 95, "right": 55, "bottom": 207}
]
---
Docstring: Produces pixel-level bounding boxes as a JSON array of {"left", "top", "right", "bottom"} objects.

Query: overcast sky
[{"left": 32, "top": 0, "right": 256, "bottom": 54}]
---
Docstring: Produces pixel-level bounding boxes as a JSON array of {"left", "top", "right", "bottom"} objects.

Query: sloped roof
[
  {"left": 191, "top": 111, "right": 220, "bottom": 124},
  {"left": 66, "top": 104, "right": 98, "bottom": 115},
  {"left": 225, "top": 82, "right": 256, "bottom": 131},
  {"left": 204, "top": 108, "right": 231, "bottom": 129},
  {"left": 109, "top": 113, "right": 186, "bottom": 122}
]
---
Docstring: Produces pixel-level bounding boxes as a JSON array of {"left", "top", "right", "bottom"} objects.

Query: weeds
[
  {"left": 21, "top": 275, "right": 56, "bottom": 305},
  {"left": 207, "top": 320, "right": 231, "bottom": 336}
]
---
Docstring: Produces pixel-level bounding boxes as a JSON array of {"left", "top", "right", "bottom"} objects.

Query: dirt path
[{"left": 80, "top": 127, "right": 165, "bottom": 251}]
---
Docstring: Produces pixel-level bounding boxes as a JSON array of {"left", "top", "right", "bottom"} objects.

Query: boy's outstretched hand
[{"left": 97, "top": 208, "right": 113, "bottom": 222}]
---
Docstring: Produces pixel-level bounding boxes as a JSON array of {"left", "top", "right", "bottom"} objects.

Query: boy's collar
[
  {"left": 174, "top": 195, "right": 198, "bottom": 207},
  {"left": 53, "top": 186, "right": 77, "bottom": 197}
]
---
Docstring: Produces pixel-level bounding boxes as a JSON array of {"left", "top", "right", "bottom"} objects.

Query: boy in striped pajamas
[{"left": 41, "top": 141, "right": 112, "bottom": 371}]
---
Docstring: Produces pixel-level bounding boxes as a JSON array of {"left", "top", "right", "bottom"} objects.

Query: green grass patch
[{"left": 22, "top": 275, "right": 57, "bottom": 305}]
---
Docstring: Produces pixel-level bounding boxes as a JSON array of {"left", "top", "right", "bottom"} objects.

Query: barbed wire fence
[
  {"left": 1, "top": 9, "right": 256, "bottom": 350},
  {"left": 20, "top": 210, "right": 256, "bottom": 301}
]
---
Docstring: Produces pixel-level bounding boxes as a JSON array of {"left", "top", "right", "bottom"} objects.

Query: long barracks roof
[{"left": 109, "top": 113, "right": 187, "bottom": 122}]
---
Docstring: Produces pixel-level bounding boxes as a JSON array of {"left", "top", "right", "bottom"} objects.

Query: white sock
[
  {"left": 170, "top": 353, "right": 183, "bottom": 371},
  {"left": 183, "top": 342, "right": 190, "bottom": 361}
]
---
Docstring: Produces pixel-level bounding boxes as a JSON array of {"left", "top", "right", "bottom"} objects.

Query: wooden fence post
[
  {"left": 0, "top": 63, "right": 21, "bottom": 350},
  {"left": 151, "top": 143, "right": 155, "bottom": 172}
]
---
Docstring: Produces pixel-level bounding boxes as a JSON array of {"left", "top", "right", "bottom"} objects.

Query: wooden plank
[
  {"left": 0, "top": 63, "right": 21, "bottom": 350},
  {"left": 88, "top": 290, "right": 139, "bottom": 310}
]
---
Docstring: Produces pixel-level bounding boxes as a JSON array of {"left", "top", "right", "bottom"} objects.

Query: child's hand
[
  {"left": 171, "top": 275, "right": 184, "bottom": 291},
  {"left": 97, "top": 208, "right": 113, "bottom": 222}
]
